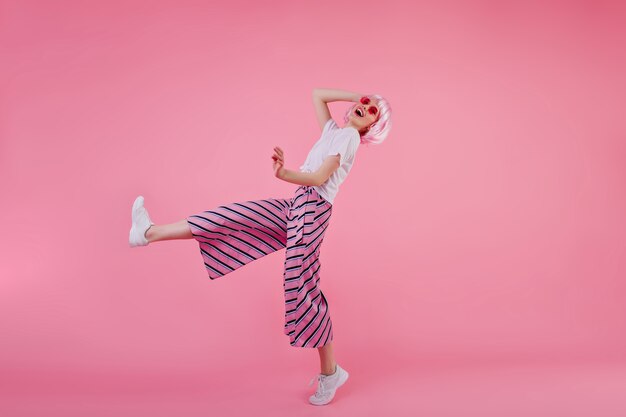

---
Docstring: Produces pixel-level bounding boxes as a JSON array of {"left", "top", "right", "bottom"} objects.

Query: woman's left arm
[
  {"left": 272, "top": 146, "right": 338, "bottom": 186},
  {"left": 278, "top": 169, "right": 321, "bottom": 186}
]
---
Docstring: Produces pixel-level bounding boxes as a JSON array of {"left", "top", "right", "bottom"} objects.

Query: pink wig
[{"left": 343, "top": 94, "right": 392, "bottom": 145}]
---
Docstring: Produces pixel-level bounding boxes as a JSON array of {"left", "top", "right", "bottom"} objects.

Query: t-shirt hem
[{"left": 312, "top": 186, "right": 333, "bottom": 205}]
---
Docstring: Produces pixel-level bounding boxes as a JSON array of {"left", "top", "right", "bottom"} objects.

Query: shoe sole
[
  {"left": 129, "top": 196, "right": 146, "bottom": 247},
  {"left": 132, "top": 196, "right": 145, "bottom": 218}
]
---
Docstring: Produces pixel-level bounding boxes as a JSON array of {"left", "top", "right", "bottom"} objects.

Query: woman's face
[{"left": 349, "top": 96, "right": 380, "bottom": 134}]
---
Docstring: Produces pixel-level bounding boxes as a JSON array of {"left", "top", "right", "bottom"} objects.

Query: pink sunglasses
[{"left": 360, "top": 96, "right": 378, "bottom": 115}]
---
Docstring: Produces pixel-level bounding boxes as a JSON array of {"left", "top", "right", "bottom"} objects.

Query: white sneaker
[
  {"left": 308, "top": 364, "right": 349, "bottom": 406},
  {"left": 129, "top": 195, "right": 155, "bottom": 247}
]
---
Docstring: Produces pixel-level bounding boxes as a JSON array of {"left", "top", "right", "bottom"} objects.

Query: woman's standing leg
[
  {"left": 318, "top": 342, "right": 337, "bottom": 375},
  {"left": 283, "top": 191, "right": 335, "bottom": 347},
  {"left": 145, "top": 220, "right": 192, "bottom": 243}
]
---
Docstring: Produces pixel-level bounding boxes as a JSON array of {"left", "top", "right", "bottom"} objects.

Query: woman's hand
[{"left": 271, "top": 146, "right": 286, "bottom": 179}]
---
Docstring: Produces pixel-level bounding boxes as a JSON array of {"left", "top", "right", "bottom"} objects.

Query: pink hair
[{"left": 343, "top": 94, "right": 392, "bottom": 146}]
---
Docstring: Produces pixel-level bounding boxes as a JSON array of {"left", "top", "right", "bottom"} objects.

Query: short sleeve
[
  {"left": 322, "top": 118, "right": 338, "bottom": 135},
  {"left": 327, "top": 130, "right": 358, "bottom": 165}
]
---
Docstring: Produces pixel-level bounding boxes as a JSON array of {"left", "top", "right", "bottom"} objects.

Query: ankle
[
  {"left": 144, "top": 225, "right": 154, "bottom": 241},
  {"left": 321, "top": 363, "right": 337, "bottom": 376}
]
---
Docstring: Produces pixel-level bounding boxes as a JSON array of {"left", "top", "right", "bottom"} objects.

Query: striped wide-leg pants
[{"left": 186, "top": 185, "right": 335, "bottom": 348}]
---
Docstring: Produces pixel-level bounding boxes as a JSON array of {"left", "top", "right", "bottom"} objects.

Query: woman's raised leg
[
  {"left": 186, "top": 197, "right": 290, "bottom": 279},
  {"left": 145, "top": 219, "right": 193, "bottom": 243}
]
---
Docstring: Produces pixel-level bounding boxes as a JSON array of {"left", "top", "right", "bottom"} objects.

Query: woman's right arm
[
  {"left": 312, "top": 88, "right": 362, "bottom": 103},
  {"left": 312, "top": 88, "right": 363, "bottom": 130}
]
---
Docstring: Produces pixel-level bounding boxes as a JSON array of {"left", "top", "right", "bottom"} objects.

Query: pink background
[{"left": 2, "top": 0, "right": 626, "bottom": 415}]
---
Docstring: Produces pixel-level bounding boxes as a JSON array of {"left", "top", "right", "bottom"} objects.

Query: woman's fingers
[
  {"left": 271, "top": 151, "right": 284, "bottom": 164},
  {"left": 272, "top": 147, "right": 284, "bottom": 162}
]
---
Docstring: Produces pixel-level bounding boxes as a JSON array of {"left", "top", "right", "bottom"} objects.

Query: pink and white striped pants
[{"left": 186, "top": 185, "right": 334, "bottom": 348}]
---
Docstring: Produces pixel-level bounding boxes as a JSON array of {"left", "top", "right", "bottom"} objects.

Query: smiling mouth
[{"left": 355, "top": 107, "right": 364, "bottom": 117}]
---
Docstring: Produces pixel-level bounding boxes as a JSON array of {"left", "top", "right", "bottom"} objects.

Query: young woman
[{"left": 128, "top": 88, "right": 392, "bottom": 405}]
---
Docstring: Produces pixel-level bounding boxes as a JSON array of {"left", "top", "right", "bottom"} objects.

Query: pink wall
[{"left": 1, "top": 0, "right": 625, "bottom": 403}]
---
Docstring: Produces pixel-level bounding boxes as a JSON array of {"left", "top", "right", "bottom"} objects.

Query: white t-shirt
[{"left": 299, "top": 118, "right": 360, "bottom": 205}]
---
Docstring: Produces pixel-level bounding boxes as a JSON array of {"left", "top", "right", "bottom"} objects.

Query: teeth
[{"left": 356, "top": 108, "right": 364, "bottom": 117}]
